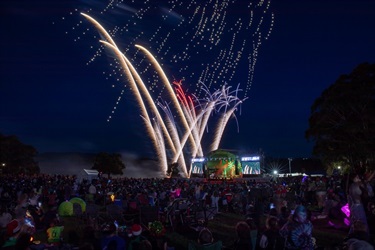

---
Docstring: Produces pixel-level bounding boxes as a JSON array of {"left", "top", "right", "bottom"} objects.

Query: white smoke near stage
[
  {"left": 37, "top": 152, "right": 164, "bottom": 178},
  {"left": 118, "top": 152, "right": 165, "bottom": 178}
]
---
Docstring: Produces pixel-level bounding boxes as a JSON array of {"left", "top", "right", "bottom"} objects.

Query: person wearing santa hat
[
  {"left": 127, "top": 224, "right": 147, "bottom": 250},
  {"left": 2, "top": 219, "right": 30, "bottom": 249}
]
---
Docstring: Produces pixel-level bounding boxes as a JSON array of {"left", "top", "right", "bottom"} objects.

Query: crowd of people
[{"left": 0, "top": 171, "right": 374, "bottom": 249}]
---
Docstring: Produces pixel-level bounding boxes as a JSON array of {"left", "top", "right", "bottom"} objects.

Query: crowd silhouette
[{"left": 0, "top": 172, "right": 374, "bottom": 249}]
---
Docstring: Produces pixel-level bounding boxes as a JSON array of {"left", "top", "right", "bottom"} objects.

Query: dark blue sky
[{"left": 1, "top": 0, "right": 374, "bottom": 159}]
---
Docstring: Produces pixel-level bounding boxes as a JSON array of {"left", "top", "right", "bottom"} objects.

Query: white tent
[{"left": 79, "top": 169, "right": 99, "bottom": 183}]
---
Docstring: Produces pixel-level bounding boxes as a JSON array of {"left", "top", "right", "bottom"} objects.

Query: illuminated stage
[{"left": 191, "top": 149, "right": 262, "bottom": 179}]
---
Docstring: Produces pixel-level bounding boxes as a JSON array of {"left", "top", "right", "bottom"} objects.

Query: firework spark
[
  {"left": 81, "top": 11, "right": 250, "bottom": 177},
  {"left": 61, "top": 0, "right": 274, "bottom": 121}
]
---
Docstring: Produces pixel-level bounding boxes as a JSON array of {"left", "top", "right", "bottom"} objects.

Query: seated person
[
  {"left": 344, "top": 220, "right": 374, "bottom": 249},
  {"left": 2, "top": 220, "right": 23, "bottom": 249},
  {"left": 280, "top": 205, "right": 314, "bottom": 250},
  {"left": 3, "top": 220, "right": 33, "bottom": 249},
  {"left": 14, "top": 232, "right": 33, "bottom": 250},
  {"left": 100, "top": 222, "right": 126, "bottom": 250},
  {"left": 128, "top": 224, "right": 147, "bottom": 250}
]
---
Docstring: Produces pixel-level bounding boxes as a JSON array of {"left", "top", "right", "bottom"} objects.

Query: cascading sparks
[{"left": 82, "top": 13, "right": 247, "bottom": 178}]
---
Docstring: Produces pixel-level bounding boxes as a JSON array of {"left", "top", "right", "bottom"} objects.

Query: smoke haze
[{"left": 37, "top": 152, "right": 164, "bottom": 178}]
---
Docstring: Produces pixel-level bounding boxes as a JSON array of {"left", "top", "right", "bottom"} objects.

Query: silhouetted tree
[
  {"left": 92, "top": 152, "right": 125, "bottom": 178},
  {"left": 0, "top": 133, "right": 39, "bottom": 174},
  {"left": 305, "top": 63, "right": 375, "bottom": 172},
  {"left": 166, "top": 162, "right": 179, "bottom": 177}
]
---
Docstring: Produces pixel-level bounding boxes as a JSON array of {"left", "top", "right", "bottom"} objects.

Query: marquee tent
[{"left": 78, "top": 169, "right": 99, "bottom": 183}]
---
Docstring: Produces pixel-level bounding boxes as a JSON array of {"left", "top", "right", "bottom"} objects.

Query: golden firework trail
[{"left": 81, "top": 13, "right": 246, "bottom": 178}]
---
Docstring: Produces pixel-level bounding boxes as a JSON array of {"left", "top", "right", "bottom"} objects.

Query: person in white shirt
[{"left": 89, "top": 184, "right": 97, "bottom": 195}]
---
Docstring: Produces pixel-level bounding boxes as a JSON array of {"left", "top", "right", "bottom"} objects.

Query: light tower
[{"left": 288, "top": 158, "right": 292, "bottom": 174}]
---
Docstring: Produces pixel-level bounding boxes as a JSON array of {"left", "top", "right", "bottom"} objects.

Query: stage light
[
  {"left": 241, "top": 156, "right": 260, "bottom": 161},
  {"left": 192, "top": 158, "right": 205, "bottom": 163}
]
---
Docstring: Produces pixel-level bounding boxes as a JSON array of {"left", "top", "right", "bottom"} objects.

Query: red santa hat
[
  {"left": 6, "top": 220, "right": 21, "bottom": 237},
  {"left": 131, "top": 224, "right": 142, "bottom": 236}
]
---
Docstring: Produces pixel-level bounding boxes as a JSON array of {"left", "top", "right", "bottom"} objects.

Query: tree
[
  {"left": 92, "top": 152, "right": 125, "bottom": 177},
  {"left": 305, "top": 63, "right": 375, "bottom": 173},
  {"left": 0, "top": 133, "right": 40, "bottom": 174},
  {"left": 166, "top": 162, "right": 179, "bottom": 177}
]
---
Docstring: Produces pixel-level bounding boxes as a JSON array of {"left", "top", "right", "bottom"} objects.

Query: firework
[
  {"left": 79, "top": 2, "right": 262, "bottom": 176},
  {"left": 61, "top": 0, "right": 274, "bottom": 121}
]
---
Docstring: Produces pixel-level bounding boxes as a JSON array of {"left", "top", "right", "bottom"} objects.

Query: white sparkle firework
[
  {"left": 82, "top": 12, "right": 247, "bottom": 177},
  {"left": 61, "top": 0, "right": 274, "bottom": 120}
]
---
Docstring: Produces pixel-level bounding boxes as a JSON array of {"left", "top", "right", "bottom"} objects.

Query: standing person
[
  {"left": 259, "top": 217, "right": 285, "bottom": 250},
  {"left": 280, "top": 205, "right": 314, "bottom": 250},
  {"left": 195, "top": 183, "right": 201, "bottom": 201},
  {"left": 306, "top": 178, "right": 316, "bottom": 206},
  {"left": 315, "top": 177, "right": 327, "bottom": 211},
  {"left": 211, "top": 190, "right": 220, "bottom": 214},
  {"left": 47, "top": 190, "right": 57, "bottom": 208},
  {"left": 231, "top": 221, "right": 253, "bottom": 250},
  {"left": 88, "top": 182, "right": 97, "bottom": 202},
  {"left": 245, "top": 218, "right": 258, "bottom": 250},
  {"left": 278, "top": 206, "right": 290, "bottom": 228},
  {"left": 348, "top": 173, "right": 369, "bottom": 236}
]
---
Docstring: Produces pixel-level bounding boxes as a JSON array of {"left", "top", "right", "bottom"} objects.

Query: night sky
[{"left": 1, "top": 0, "right": 374, "bottom": 160}]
